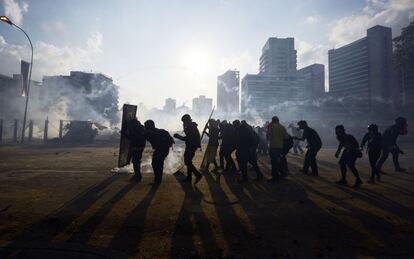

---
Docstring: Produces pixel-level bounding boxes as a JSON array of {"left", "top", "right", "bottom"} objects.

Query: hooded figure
[
  {"left": 174, "top": 114, "right": 203, "bottom": 184},
  {"left": 376, "top": 117, "right": 408, "bottom": 172}
]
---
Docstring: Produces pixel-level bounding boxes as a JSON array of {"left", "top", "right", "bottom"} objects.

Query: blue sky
[{"left": 1, "top": 0, "right": 413, "bottom": 108}]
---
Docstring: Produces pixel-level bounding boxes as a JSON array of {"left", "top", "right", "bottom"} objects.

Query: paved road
[{"left": 0, "top": 145, "right": 413, "bottom": 258}]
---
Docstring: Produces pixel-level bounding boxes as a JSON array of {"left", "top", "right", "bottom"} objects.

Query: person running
[
  {"left": 174, "top": 114, "right": 203, "bottom": 184},
  {"left": 335, "top": 125, "right": 362, "bottom": 187},
  {"left": 360, "top": 124, "right": 382, "bottom": 183},
  {"left": 293, "top": 120, "right": 322, "bottom": 176},
  {"left": 144, "top": 120, "right": 174, "bottom": 185},
  {"left": 376, "top": 117, "right": 408, "bottom": 173}
]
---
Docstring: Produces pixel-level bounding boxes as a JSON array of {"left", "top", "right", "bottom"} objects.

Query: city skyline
[{"left": 0, "top": 0, "right": 413, "bottom": 109}]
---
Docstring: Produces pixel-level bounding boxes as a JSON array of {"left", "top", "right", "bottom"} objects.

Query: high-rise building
[
  {"left": 297, "top": 64, "right": 325, "bottom": 99},
  {"left": 192, "top": 95, "right": 213, "bottom": 116},
  {"left": 328, "top": 25, "right": 393, "bottom": 110},
  {"left": 163, "top": 98, "right": 176, "bottom": 113},
  {"left": 217, "top": 70, "right": 239, "bottom": 114},
  {"left": 259, "top": 37, "right": 297, "bottom": 76},
  {"left": 241, "top": 37, "right": 305, "bottom": 117},
  {"left": 241, "top": 74, "right": 306, "bottom": 117}
]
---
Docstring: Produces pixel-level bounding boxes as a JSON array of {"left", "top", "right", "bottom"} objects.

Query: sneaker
[
  {"left": 336, "top": 179, "right": 347, "bottom": 186},
  {"left": 194, "top": 174, "right": 203, "bottom": 184},
  {"left": 353, "top": 179, "right": 362, "bottom": 188}
]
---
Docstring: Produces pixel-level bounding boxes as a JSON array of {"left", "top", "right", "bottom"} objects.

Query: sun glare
[{"left": 182, "top": 47, "right": 212, "bottom": 75}]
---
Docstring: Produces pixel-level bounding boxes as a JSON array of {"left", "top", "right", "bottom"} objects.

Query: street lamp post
[{"left": 1, "top": 15, "right": 34, "bottom": 143}]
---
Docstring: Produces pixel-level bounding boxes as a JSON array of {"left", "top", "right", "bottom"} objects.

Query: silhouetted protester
[
  {"left": 126, "top": 118, "right": 146, "bottom": 181},
  {"left": 335, "top": 125, "right": 362, "bottom": 187},
  {"left": 376, "top": 117, "right": 408, "bottom": 173},
  {"left": 219, "top": 120, "right": 237, "bottom": 172},
  {"left": 233, "top": 120, "right": 263, "bottom": 183},
  {"left": 174, "top": 114, "right": 203, "bottom": 184},
  {"left": 288, "top": 123, "right": 304, "bottom": 155},
  {"left": 293, "top": 120, "right": 322, "bottom": 176},
  {"left": 144, "top": 120, "right": 174, "bottom": 185},
  {"left": 204, "top": 119, "right": 219, "bottom": 171},
  {"left": 360, "top": 124, "right": 382, "bottom": 183},
  {"left": 266, "top": 116, "right": 289, "bottom": 182},
  {"left": 244, "top": 121, "right": 264, "bottom": 180}
]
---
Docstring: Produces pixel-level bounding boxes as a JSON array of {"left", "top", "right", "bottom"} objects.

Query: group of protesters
[{"left": 126, "top": 113, "right": 408, "bottom": 187}]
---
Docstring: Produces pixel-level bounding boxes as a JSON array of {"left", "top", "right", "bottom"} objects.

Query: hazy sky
[{"left": 1, "top": 0, "right": 413, "bottom": 109}]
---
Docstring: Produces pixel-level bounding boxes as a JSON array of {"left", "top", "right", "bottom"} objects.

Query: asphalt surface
[{"left": 0, "top": 144, "right": 413, "bottom": 258}]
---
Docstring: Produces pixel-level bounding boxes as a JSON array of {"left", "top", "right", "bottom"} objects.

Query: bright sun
[{"left": 182, "top": 47, "right": 212, "bottom": 75}]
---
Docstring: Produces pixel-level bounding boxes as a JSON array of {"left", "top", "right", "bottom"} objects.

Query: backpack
[{"left": 160, "top": 129, "right": 175, "bottom": 148}]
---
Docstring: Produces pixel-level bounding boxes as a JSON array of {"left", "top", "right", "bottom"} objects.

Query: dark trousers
[
  {"left": 248, "top": 147, "right": 263, "bottom": 178},
  {"left": 131, "top": 147, "right": 144, "bottom": 177},
  {"left": 368, "top": 149, "right": 381, "bottom": 178},
  {"left": 184, "top": 147, "right": 201, "bottom": 179},
  {"left": 303, "top": 147, "right": 320, "bottom": 175},
  {"left": 269, "top": 148, "right": 283, "bottom": 179},
  {"left": 339, "top": 151, "right": 360, "bottom": 179},
  {"left": 152, "top": 148, "right": 169, "bottom": 183},
  {"left": 221, "top": 147, "right": 236, "bottom": 171},
  {"left": 236, "top": 149, "right": 249, "bottom": 180},
  {"left": 377, "top": 146, "right": 401, "bottom": 171}
]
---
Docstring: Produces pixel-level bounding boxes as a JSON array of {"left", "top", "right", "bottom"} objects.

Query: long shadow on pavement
[{"left": 170, "top": 172, "right": 221, "bottom": 258}]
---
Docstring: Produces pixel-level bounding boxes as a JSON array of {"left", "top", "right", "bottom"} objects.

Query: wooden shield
[{"left": 118, "top": 104, "right": 137, "bottom": 167}]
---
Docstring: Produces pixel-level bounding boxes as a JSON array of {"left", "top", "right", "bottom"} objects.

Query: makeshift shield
[{"left": 118, "top": 104, "right": 137, "bottom": 167}]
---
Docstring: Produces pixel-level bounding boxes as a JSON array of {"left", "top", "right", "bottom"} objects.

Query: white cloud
[
  {"left": 41, "top": 21, "right": 65, "bottom": 35},
  {"left": 329, "top": 0, "right": 414, "bottom": 47},
  {"left": 87, "top": 32, "right": 103, "bottom": 53},
  {"left": 305, "top": 16, "right": 319, "bottom": 25},
  {"left": 0, "top": 32, "right": 103, "bottom": 80},
  {"left": 2, "top": 0, "right": 29, "bottom": 26}
]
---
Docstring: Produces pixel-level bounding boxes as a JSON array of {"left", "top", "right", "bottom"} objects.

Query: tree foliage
[{"left": 394, "top": 21, "right": 414, "bottom": 71}]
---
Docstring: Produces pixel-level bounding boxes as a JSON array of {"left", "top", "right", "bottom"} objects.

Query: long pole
[{"left": 12, "top": 23, "right": 34, "bottom": 143}]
